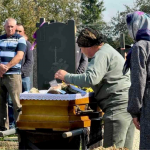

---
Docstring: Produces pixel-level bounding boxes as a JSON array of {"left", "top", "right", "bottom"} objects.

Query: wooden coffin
[{"left": 17, "top": 91, "right": 97, "bottom": 131}]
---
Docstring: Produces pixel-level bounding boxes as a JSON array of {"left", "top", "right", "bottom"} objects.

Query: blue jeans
[{"left": 22, "top": 77, "right": 30, "bottom": 92}]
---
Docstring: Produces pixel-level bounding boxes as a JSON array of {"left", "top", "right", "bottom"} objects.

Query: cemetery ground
[{"left": 0, "top": 134, "right": 18, "bottom": 150}]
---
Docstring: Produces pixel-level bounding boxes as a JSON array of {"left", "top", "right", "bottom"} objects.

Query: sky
[{"left": 102, "top": 0, "right": 135, "bottom": 23}]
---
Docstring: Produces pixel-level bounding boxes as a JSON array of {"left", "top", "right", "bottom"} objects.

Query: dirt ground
[
  {"left": 0, "top": 141, "right": 18, "bottom": 150},
  {"left": 132, "top": 129, "right": 140, "bottom": 150}
]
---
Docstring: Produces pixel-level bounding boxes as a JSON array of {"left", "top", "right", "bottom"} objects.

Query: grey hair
[{"left": 4, "top": 18, "right": 17, "bottom": 26}]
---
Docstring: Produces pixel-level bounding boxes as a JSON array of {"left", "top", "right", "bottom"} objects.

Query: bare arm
[{"left": 6, "top": 51, "right": 24, "bottom": 69}]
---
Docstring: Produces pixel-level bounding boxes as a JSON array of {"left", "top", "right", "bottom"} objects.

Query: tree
[
  {"left": 109, "top": 0, "right": 150, "bottom": 37},
  {"left": 80, "top": 0, "right": 105, "bottom": 25},
  {"left": 135, "top": 0, "right": 150, "bottom": 14},
  {"left": 108, "top": 0, "right": 150, "bottom": 48},
  {"left": 103, "top": 3, "right": 138, "bottom": 48},
  {"left": 0, "top": 0, "right": 81, "bottom": 42},
  {"left": 34, "top": 0, "right": 81, "bottom": 23},
  {"left": 0, "top": 0, "right": 42, "bottom": 42}
]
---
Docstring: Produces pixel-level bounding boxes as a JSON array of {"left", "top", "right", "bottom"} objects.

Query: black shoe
[{"left": 0, "top": 126, "right": 7, "bottom": 131}]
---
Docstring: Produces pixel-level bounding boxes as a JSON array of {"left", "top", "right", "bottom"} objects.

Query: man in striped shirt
[{"left": 0, "top": 18, "right": 26, "bottom": 131}]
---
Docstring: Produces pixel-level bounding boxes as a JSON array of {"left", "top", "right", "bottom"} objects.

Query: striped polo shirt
[{"left": 0, "top": 33, "right": 26, "bottom": 74}]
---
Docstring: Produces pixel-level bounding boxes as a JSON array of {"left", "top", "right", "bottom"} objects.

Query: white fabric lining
[{"left": 20, "top": 90, "right": 94, "bottom": 101}]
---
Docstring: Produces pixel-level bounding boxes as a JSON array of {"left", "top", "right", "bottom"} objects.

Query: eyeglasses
[{"left": 16, "top": 30, "right": 22, "bottom": 33}]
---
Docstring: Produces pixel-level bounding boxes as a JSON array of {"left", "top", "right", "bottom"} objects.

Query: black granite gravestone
[{"left": 36, "top": 18, "right": 76, "bottom": 90}]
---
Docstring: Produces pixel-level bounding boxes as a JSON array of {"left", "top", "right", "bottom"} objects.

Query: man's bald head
[
  {"left": 4, "top": 18, "right": 17, "bottom": 37},
  {"left": 4, "top": 18, "right": 17, "bottom": 26}
]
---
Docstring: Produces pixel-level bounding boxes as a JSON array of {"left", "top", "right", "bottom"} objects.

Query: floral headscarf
[{"left": 123, "top": 11, "right": 150, "bottom": 74}]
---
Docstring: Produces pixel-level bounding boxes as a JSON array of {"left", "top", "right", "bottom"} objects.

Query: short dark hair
[
  {"left": 17, "top": 23, "right": 23, "bottom": 26},
  {"left": 77, "top": 27, "right": 105, "bottom": 47}
]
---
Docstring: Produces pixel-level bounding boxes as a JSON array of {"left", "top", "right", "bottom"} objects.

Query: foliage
[
  {"left": 80, "top": 0, "right": 105, "bottom": 25},
  {"left": 104, "top": 2, "right": 137, "bottom": 48},
  {"left": 111, "top": 0, "right": 150, "bottom": 37},
  {"left": 0, "top": 0, "right": 81, "bottom": 42}
]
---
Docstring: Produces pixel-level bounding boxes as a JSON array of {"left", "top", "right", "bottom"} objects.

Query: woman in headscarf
[
  {"left": 55, "top": 27, "right": 134, "bottom": 149},
  {"left": 125, "top": 11, "right": 150, "bottom": 149}
]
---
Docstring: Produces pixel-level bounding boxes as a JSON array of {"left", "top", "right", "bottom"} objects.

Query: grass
[{"left": 0, "top": 134, "right": 18, "bottom": 150}]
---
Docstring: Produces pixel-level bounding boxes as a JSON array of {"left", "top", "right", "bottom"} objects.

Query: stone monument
[{"left": 36, "top": 18, "right": 76, "bottom": 90}]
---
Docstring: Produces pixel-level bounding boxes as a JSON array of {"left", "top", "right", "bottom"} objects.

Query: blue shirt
[{"left": 0, "top": 33, "right": 26, "bottom": 74}]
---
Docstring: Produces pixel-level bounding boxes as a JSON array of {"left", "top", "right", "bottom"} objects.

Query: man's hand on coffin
[{"left": 55, "top": 69, "right": 68, "bottom": 81}]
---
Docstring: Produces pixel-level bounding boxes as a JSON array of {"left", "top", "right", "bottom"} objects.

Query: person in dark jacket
[
  {"left": 124, "top": 11, "right": 150, "bottom": 149},
  {"left": 75, "top": 26, "right": 88, "bottom": 74},
  {"left": 75, "top": 42, "right": 88, "bottom": 74},
  {"left": 16, "top": 23, "right": 33, "bottom": 92}
]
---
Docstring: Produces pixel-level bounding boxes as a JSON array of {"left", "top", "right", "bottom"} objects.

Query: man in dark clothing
[
  {"left": 75, "top": 26, "right": 88, "bottom": 74},
  {"left": 75, "top": 42, "right": 88, "bottom": 74},
  {"left": 16, "top": 23, "right": 33, "bottom": 92}
]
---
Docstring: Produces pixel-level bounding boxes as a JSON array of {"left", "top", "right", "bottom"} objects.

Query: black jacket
[
  {"left": 75, "top": 42, "right": 88, "bottom": 74},
  {"left": 21, "top": 41, "right": 33, "bottom": 77}
]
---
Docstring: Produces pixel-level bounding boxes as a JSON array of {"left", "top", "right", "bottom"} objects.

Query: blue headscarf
[{"left": 123, "top": 11, "right": 150, "bottom": 75}]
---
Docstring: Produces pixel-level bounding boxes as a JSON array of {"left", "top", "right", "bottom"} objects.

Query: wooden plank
[
  {"left": 69, "top": 97, "right": 96, "bottom": 105},
  {"left": 18, "top": 115, "right": 90, "bottom": 122},
  {"left": 17, "top": 122, "right": 71, "bottom": 130},
  {"left": 19, "top": 115, "right": 70, "bottom": 122},
  {"left": 52, "top": 128, "right": 70, "bottom": 131},
  {"left": 22, "top": 105, "right": 68, "bottom": 115},
  {"left": 69, "top": 116, "right": 90, "bottom": 121},
  {"left": 20, "top": 100, "right": 69, "bottom": 106},
  {"left": 69, "top": 97, "right": 90, "bottom": 105},
  {"left": 21, "top": 104, "right": 96, "bottom": 116},
  {"left": 17, "top": 120, "right": 91, "bottom": 131}
]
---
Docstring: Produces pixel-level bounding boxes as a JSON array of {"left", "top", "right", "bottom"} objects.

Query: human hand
[
  {"left": 0, "top": 71, "right": 3, "bottom": 77},
  {"left": 121, "top": 48, "right": 125, "bottom": 50},
  {"left": 0, "top": 64, "right": 8, "bottom": 77},
  {"left": 133, "top": 117, "right": 140, "bottom": 130},
  {"left": 54, "top": 69, "right": 68, "bottom": 81}
]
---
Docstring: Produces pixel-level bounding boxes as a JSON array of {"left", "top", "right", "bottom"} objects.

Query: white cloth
[{"left": 20, "top": 90, "right": 94, "bottom": 101}]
